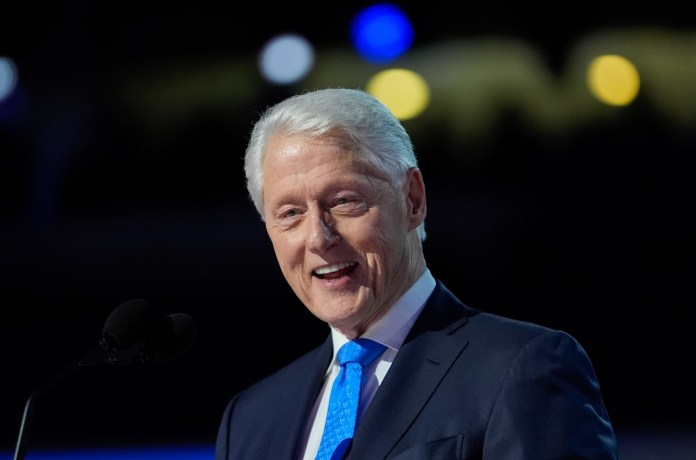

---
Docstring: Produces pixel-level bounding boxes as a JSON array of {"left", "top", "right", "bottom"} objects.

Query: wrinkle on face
[{"left": 261, "top": 132, "right": 426, "bottom": 338}]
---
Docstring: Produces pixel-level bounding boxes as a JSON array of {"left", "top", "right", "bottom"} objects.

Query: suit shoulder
[
  {"left": 466, "top": 309, "right": 591, "bottom": 363},
  {"left": 434, "top": 280, "right": 577, "bottom": 343}
]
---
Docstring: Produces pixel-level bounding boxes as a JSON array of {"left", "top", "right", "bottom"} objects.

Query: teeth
[{"left": 314, "top": 262, "right": 354, "bottom": 275}]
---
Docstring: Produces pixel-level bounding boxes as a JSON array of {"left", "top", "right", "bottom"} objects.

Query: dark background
[{"left": 2, "top": 1, "right": 695, "bottom": 456}]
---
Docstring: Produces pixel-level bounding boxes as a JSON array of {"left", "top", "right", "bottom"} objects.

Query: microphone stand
[
  {"left": 13, "top": 341, "right": 145, "bottom": 460},
  {"left": 13, "top": 357, "right": 79, "bottom": 460},
  {"left": 13, "top": 300, "right": 195, "bottom": 460}
]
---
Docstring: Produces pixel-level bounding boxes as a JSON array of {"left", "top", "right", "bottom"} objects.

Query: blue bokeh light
[{"left": 350, "top": 3, "right": 414, "bottom": 63}]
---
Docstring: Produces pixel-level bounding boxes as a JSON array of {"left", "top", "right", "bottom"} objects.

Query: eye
[
  {"left": 276, "top": 206, "right": 304, "bottom": 221},
  {"left": 281, "top": 209, "right": 299, "bottom": 218},
  {"left": 330, "top": 195, "right": 368, "bottom": 215},
  {"left": 333, "top": 194, "right": 361, "bottom": 207}
]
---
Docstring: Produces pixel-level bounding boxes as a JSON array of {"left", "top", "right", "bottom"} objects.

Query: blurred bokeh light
[
  {"left": 350, "top": 3, "right": 415, "bottom": 63},
  {"left": 0, "top": 57, "right": 18, "bottom": 102},
  {"left": 366, "top": 68, "right": 430, "bottom": 120},
  {"left": 258, "top": 34, "right": 315, "bottom": 85},
  {"left": 587, "top": 54, "right": 640, "bottom": 106}
]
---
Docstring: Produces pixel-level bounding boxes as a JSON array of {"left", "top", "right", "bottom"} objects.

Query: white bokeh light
[
  {"left": 0, "top": 57, "right": 19, "bottom": 102},
  {"left": 259, "top": 34, "right": 315, "bottom": 85}
]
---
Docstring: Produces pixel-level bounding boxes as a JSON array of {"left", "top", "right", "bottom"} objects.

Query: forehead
[
  {"left": 265, "top": 131, "right": 349, "bottom": 160},
  {"left": 263, "top": 133, "right": 375, "bottom": 175},
  {"left": 261, "top": 134, "right": 395, "bottom": 198},
  {"left": 261, "top": 129, "right": 400, "bottom": 195}
]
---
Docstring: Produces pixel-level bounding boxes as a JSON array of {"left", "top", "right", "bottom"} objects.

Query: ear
[{"left": 405, "top": 168, "right": 427, "bottom": 230}]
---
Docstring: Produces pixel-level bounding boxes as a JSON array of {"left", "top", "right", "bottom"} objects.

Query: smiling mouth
[{"left": 313, "top": 262, "right": 358, "bottom": 280}]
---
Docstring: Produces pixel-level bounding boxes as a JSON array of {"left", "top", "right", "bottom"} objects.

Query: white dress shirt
[{"left": 298, "top": 268, "right": 436, "bottom": 460}]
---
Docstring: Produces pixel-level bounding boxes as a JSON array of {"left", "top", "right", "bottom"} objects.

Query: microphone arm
[
  {"left": 13, "top": 341, "right": 112, "bottom": 460},
  {"left": 13, "top": 300, "right": 197, "bottom": 460}
]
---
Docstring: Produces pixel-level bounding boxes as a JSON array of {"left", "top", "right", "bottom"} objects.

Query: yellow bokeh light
[
  {"left": 587, "top": 54, "right": 641, "bottom": 107},
  {"left": 366, "top": 68, "right": 430, "bottom": 120}
]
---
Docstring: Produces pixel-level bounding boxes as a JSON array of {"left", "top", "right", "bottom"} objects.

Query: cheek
[
  {"left": 362, "top": 215, "right": 410, "bottom": 265},
  {"left": 347, "top": 221, "right": 394, "bottom": 258},
  {"left": 269, "top": 231, "right": 311, "bottom": 273},
  {"left": 346, "top": 206, "right": 400, "bottom": 242},
  {"left": 361, "top": 209, "right": 404, "bottom": 242},
  {"left": 268, "top": 231, "right": 295, "bottom": 261}
]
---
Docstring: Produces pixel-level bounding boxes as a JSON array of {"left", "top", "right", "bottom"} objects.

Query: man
[{"left": 215, "top": 87, "right": 618, "bottom": 459}]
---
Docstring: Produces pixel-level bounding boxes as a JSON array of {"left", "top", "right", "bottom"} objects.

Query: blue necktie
[{"left": 315, "top": 338, "right": 386, "bottom": 460}]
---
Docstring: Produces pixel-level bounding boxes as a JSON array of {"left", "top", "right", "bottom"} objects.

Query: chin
[{"left": 316, "top": 303, "right": 362, "bottom": 325}]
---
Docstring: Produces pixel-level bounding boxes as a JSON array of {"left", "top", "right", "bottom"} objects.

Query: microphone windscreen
[
  {"left": 101, "top": 299, "right": 159, "bottom": 350},
  {"left": 147, "top": 313, "right": 198, "bottom": 362}
]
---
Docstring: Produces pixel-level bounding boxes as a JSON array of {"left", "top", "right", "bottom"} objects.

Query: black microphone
[
  {"left": 142, "top": 312, "right": 198, "bottom": 363},
  {"left": 13, "top": 299, "right": 197, "bottom": 460},
  {"left": 101, "top": 298, "right": 161, "bottom": 351},
  {"left": 79, "top": 298, "right": 198, "bottom": 365}
]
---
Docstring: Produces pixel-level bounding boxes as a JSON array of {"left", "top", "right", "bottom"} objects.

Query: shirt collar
[{"left": 329, "top": 268, "right": 436, "bottom": 357}]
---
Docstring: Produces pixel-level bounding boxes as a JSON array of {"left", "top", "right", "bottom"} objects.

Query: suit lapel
[
  {"left": 268, "top": 335, "right": 334, "bottom": 459},
  {"left": 348, "top": 282, "right": 471, "bottom": 459}
]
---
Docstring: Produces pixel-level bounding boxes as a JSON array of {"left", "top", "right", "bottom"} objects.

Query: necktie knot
[{"left": 337, "top": 338, "right": 386, "bottom": 368}]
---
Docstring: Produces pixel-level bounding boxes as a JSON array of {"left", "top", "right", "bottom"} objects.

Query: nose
[{"left": 307, "top": 211, "right": 340, "bottom": 252}]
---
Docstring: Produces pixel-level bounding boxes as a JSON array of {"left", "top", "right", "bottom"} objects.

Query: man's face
[{"left": 261, "top": 134, "right": 423, "bottom": 337}]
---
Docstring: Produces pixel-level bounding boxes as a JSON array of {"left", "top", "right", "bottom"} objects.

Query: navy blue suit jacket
[{"left": 215, "top": 281, "right": 618, "bottom": 459}]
